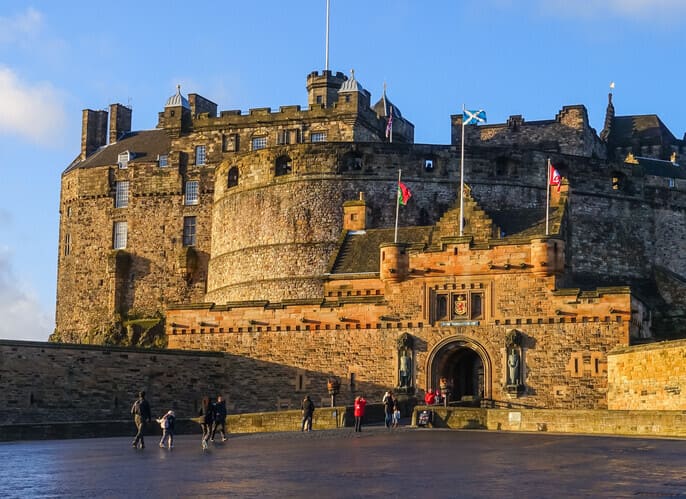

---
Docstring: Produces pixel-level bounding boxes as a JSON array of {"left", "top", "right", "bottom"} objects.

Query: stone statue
[
  {"left": 508, "top": 348, "right": 520, "bottom": 385},
  {"left": 399, "top": 347, "right": 412, "bottom": 388}
]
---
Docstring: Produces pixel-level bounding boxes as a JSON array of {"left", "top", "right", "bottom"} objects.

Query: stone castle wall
[
  {"left": 607, "top": 339, "right": 686, "bottom": 410},
  {"left": 57, "top": 160, "right": 213, "bottom": 342}
]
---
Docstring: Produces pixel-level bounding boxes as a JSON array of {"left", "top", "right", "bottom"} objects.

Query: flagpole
[
  {"left": 545, "top": 158, "right": 551, "bottom": 236},
  {"left": 325, "top": 0, "right": 330, "bottom": 70},
  {"left": 390, "top": 106, "right": 393, "bottom": 144},
  {"left": 459, "top": 104, "right": 465, "bottom": 236},
  {"left": 394, "top": 170, "right": 402, "bottom": 243}
]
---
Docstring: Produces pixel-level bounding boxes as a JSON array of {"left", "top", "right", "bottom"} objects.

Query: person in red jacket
[
  {"left": 424, "top": 389, "right": 436, "bottom": 405},
  {"left": 353, "top": 395, "right": 367, "bottom": 432}
]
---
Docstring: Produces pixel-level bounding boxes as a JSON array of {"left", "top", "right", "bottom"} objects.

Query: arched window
[
  {"left": 275, "top": 156, "right": 292, "bottom": 176},
  {"left": 228, "top": 166, "right": 239, "bottom": 188}
]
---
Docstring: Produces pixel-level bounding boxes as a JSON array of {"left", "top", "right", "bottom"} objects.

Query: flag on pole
[
  {"left": 550, "top": 165, "right": 561, "bottom": 191},
  {"left": 397, "top": 181, "right": 411, "bottom": 205},
  {"left": 463, "top": 109, "right": 487, "bottom": 125},
  {"left": 386, "top": 105, "right": 394, "bottom": 139}
]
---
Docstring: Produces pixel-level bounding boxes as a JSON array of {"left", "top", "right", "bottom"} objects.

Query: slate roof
[
  {"left": 633, "top": 157, "right": 686, "bottom": 179},
  {"left": 607, "top": 114, "right": 678, "bottom": 148},
  {"left": 64, "top": 129, "right": 171, "bottom": 174}
]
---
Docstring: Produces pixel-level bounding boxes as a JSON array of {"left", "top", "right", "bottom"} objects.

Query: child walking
[
  {"left": 392, "top": 404, "right": 401, "bottom": 428},
  {"left": 157, "top": 410, "right": 176, "bottom": 449}
]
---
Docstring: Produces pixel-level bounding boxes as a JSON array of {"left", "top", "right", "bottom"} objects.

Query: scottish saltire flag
[
  {"left": 386, "top": 105, "right": 394, "bottom": 139},
  {"left": 463, "top": 109, "right": 487, "bottom": 125},
  {"left": 397, "top": 181, "right": 411, "bottom": 205}
]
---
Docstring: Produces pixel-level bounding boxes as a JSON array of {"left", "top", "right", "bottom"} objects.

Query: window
[
  {"left": 436, "top": 295, "right": 448, "bottom": 321},
  {"left": 275, "top": 156, "right": 292, "bottom": 176},
  {"left": 252, "top": 136, "right": 267, "bottom": 151},
  {"left": 113, "top": 221, "right": 127, "bottom": 249},
  {"left": 115, "top": 181, "right": 129, "bottom": 208},
  {"left": 471, "top": 293, "right": 483, "bottom": 320},
  {"left": 228, "top": 167, "right": 239, "bottom": 188},
  {"left": 223, "top": 134, "right": 239, "bottom": 152},
  {"left": 158, "top": 154, "right": 168, "bottom": 167},
  {"left": 311, "top": 132, "right": 327, "bottom": 143},
  {"left": 183, "top": 216, "right": 197, "bottom": 246},
  {"left": 424, "top": 159, "right": 434, "bottom": 171},
  {"left": 316, "top": 95, "right": 323, "bottom": 104},
  {"left": 118, "top": 151, "right": 130, "bottom": 169},
  {"left": 195, "top": 145, "right": 206, "bottom": 165},
  {"left": 185, "top": 180, "right": 199, "bottom": 205},
  {"left": 63, "top": 233, "right": 71, "bottom": 256}
]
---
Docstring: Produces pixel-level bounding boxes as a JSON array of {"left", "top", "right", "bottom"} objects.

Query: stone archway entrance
[{"left": 428, "top": 337, "right": 492, "bottom": 406}]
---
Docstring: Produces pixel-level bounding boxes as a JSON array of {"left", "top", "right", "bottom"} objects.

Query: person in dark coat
[
  {"left": 199, "top": 396, "right": 214, "bottom": 450},
  {"left": 211, "top": 395, "right": 228, "bottom": 442},
  {"left": 300, "top": 395, "right": 315, "bottom": 432},
  {"left": 131, "top": 391, "right": 152, "bottom": 449}
]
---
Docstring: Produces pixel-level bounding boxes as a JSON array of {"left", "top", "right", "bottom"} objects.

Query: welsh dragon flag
[{"left": 397, "top": 181, "right": 412, "bottom": 205}]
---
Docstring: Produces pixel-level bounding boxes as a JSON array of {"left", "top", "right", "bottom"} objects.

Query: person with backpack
[
  {"left": 131, "top": 391, "right": 151, "bottom": 449},
  {"left": 211, "top": 395, "right": 228, "bottom": 442},
  {"left": 157, "top": 410, "right": 176, "bottom": 449}
]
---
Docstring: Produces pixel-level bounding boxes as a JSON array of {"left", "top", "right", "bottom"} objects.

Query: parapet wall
[{"left": 607, "top": 339, "right": 686, "bottom": 410}]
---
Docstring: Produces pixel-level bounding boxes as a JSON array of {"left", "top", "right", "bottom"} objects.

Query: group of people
[
  {"left": 424, "top": 388, "right": 444, "bottom": 406},
  {"left": 130, "top": 391, "right": 228, "bottom": 451},
  {"left": 382, "top": 391, "right": 401, "bottom": 429},
  {"left": 198, "top": 395, "right": 228, "bottom": 450}
]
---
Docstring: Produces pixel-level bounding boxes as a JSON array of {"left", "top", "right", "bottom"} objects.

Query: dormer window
[
  {"left": 158, "top": 154, "right": 169, "bottom": 167},
  {"left": 118, "top": 151, "right": 131, "bottom": 169}
]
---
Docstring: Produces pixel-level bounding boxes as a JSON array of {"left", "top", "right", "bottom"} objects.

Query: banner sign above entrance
[{"left": 440, "top": 320, "right": 480, "bottom": 327}]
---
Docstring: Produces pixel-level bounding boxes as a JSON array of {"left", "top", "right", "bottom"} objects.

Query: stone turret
[
  {"left": 531, "top": 238, "right": 565, "bottom": 277},
  {"left": 380, "top": 243, "right": 409, "bottom": 283},
  {"left": 342, "top": 192, "right": 368, "bottom": 231},
  {"left": 306, "top": 70, "right": 347, "bottom": 108}
]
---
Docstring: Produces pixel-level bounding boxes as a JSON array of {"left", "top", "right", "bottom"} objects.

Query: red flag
[
  {"left": 550, "top": 165, "right": 561, "bottom": 191},
  {"left": 397, "top": 181, "right": 411, "bottom": 205}
]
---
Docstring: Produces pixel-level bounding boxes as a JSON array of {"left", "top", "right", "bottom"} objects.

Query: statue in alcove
[
  {"left": 505, "top": 329, "right": 523, "bottom": 389},
  {"left": 397, "top": 333, "right": 414, "bottom": 391},
  {"left": 507, "top": 348, "right": 521, "bottom": 385}
]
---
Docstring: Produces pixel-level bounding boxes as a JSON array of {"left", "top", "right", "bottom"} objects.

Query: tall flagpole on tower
[
  {"left": 545, "top": 158, "right": 551, "bottom": 236},
  {"left": 325, "top": 0, "right": 330, "bottom": 70},
  {"left": 394, "top": 170, "right": 402, "bottom": 243},
  {"left": 459, "top": 104, "right": 466, "bottom": 236}
]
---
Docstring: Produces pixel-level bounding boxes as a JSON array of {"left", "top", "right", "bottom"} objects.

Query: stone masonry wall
[
  {"left": 56, "top": 160, "right": 213, "bottom": 342},
  {"left": 607, "top": 338, "right": 686, "bottom": 410}
]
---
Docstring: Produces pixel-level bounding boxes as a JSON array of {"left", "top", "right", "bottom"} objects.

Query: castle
[{"left": 54, "top": 69, "right": 686, "bottom": 411}]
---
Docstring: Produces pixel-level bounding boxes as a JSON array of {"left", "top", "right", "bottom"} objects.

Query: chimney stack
[
  {"left": 80, "top": 109, "right": 108, "bottom": 160},
  {"left": 109, "top": 103, "right": 132, "bottom": 144}
]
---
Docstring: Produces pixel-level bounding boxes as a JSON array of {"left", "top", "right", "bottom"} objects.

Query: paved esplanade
[{"left": 1, "top": 428, "right": 684, "bottom": 498}]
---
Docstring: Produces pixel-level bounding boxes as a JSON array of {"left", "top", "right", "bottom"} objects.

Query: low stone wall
[
  {"left": 412, "top": 406, "right": 686, "bottom": 438},
  {"left": 607, "top": 339, "right": 686, "bottom": 410},
  {"left": 225, "top": 407, "right": 347, "bottom": 434}
]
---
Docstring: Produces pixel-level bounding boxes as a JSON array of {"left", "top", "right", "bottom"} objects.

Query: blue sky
[{"left": 1, "top": 0, "right": 685, "bottom": 341}]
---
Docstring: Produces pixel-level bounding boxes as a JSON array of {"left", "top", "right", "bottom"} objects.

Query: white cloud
[
  {"left": 0, "top": 247, "right": 52, "bottom": 342},
  {"left": 0, "top": 66, "right": 67, "bottom": 146},
  {"left": 0, "top": 8, "right": 44, "bottom": 46}
]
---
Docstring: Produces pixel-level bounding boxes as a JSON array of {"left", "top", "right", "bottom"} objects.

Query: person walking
[
  {"left": 211, "top": 395, "right": 228, "bottom": 442},
  {"left": 157, "top": 410, "right": 176, "bottom": 449},
  {"left": 383, "top": 391, "right": 394, "bottom": 429},
  {"left": 131, "top": 391, "right": 151, "bottom": 449},
  {"left": 353, "top": 395, "right": 367, "bottom": 432},
  {"left": 198, "top": 396, "right": 214, "bottom": 450},
  {"left": 300, "top": 395, "right": 315, "bottom": 432}
]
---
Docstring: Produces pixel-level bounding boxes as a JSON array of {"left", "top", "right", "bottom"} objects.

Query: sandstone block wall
[{"left": 607, "top": 339, "right": 686, "bottom": 410}]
